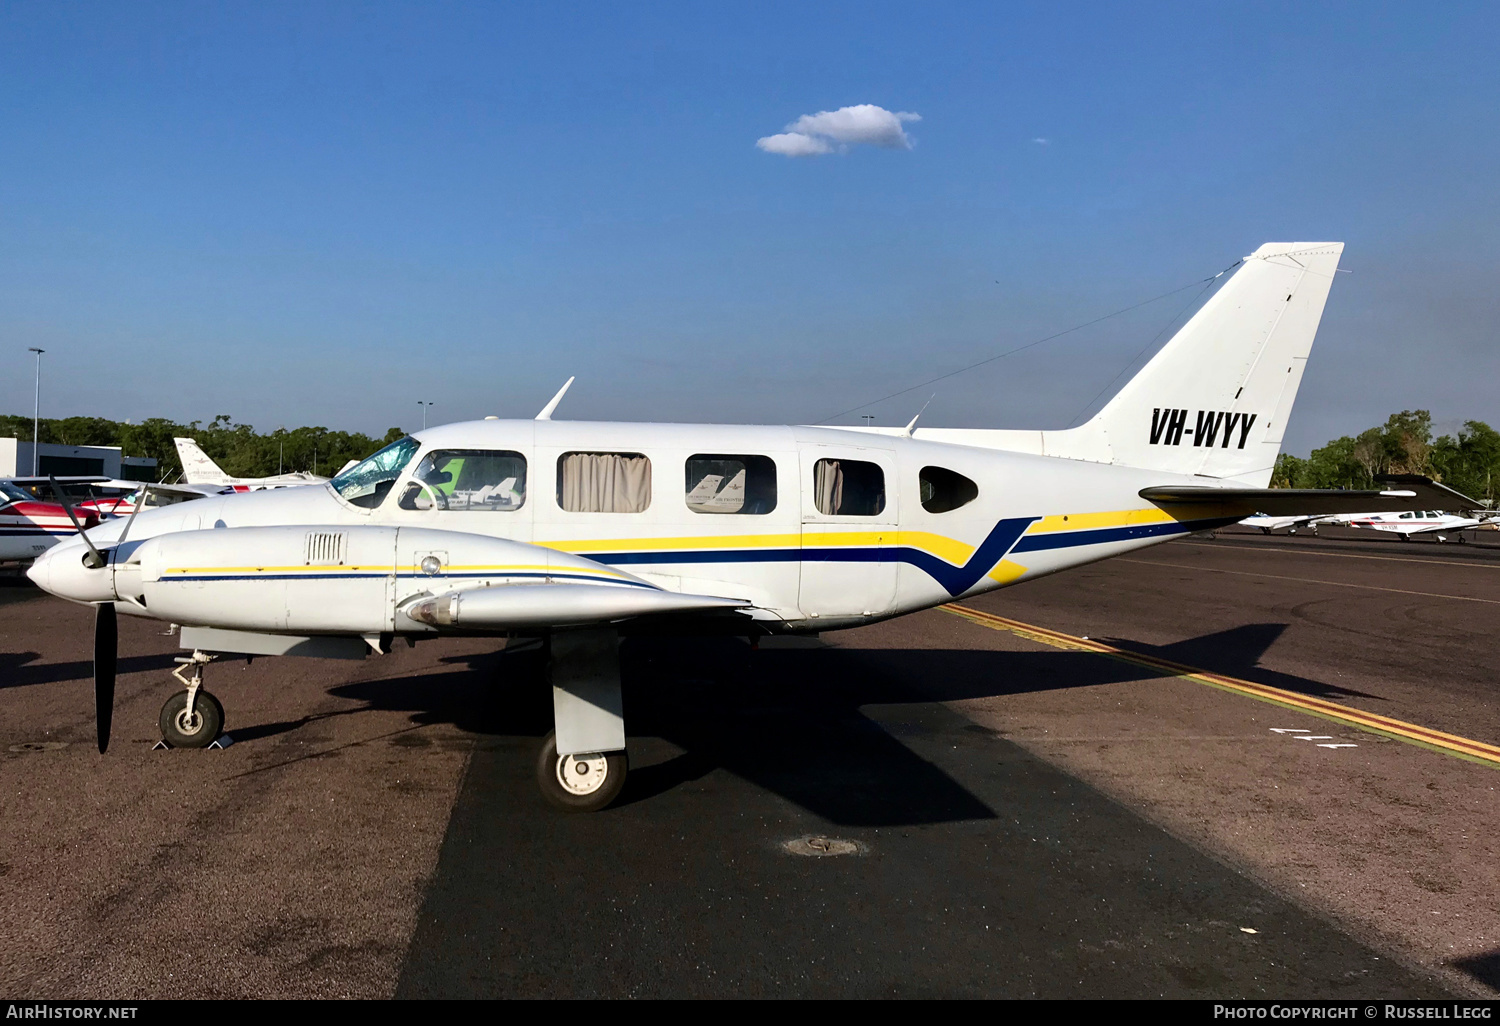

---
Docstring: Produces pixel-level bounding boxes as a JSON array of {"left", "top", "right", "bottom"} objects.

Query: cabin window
[
  {"left": 685, "top": 454, "right": 777, "bottom": 515},
  {"left": 398, "top": 449, "right": 527, "bottom": 511},
  {"left": 919, "top": 466, "right": 979, "bottom": 514},
  {"left": 331, "top": 436, "right": 420, "bottom": 509},
  {"left": 812, "top": 458, "right": 885, "bottom": 517},
  {"left": 557, "top": 452, "right": 652, "bottom": 513}
]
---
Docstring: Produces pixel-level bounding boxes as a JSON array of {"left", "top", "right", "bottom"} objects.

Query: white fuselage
[
  {"left": 38, "top": 419, "right": 1234, "bottom": 634},
  {"left": 1340, "top": 511, "right": 1488, "bottom": 537}
]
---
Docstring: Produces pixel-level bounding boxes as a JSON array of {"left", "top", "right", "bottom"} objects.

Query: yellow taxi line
[{"left": 939, "top": 603, "right": 1500, "bottom": 769}]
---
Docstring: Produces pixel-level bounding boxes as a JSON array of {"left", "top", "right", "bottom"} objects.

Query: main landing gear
[
  {"left": 159, "top": 650, "right": 225, "bottom": 748},
  {"left": 535, "top": 629, "right": 628, "bottom": 813}
]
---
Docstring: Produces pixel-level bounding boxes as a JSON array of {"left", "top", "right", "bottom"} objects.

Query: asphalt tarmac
[{"left": 1, "top": 526, "right": 1495, "bottom": 998}]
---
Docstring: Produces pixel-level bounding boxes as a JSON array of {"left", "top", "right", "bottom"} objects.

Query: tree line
[
  {"left": 1273, "top": 410, "right": 1499, "bottom": 504},
  {"left": 0, "top": 413, "right": 404, "bottom": 482}
]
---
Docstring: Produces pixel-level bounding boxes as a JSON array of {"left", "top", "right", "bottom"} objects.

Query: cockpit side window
[
  {"left": 398, "top": 450, "right": 528, "bottom": 511},
  {"left": 0, "top": 481, "right": 30, "bottom": 507},
  {"left": 330, "top": 436, "right": 420, "bottom": 509}
]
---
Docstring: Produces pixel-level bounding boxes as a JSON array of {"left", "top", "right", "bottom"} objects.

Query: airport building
[{"left": 0, "top": 437, "right": 158, "bottom": 481}]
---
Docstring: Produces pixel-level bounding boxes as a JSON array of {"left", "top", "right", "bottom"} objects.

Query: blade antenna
[
  {"left": 904, "top": 394, "right": 936, "bottom": 437},
  {"left": 535, "top": 377, "right": 575, "bottom": 421}
]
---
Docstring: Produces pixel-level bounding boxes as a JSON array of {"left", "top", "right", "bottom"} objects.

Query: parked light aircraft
[
  {"left": 1340, "top": 509, "right": 1496, "bottom": 541},
  {"left": 0, "top": 480, "right": 97, "bottom": 562},
  {"left": 28, "top": 243, "right": 1479, "bottom": 812},
  {"left": 1240, "top": 513, "right": 1325, "bottom": 535},
  {"left": 1, "top": 477, "right": 214, "bottom": 562},
  {"left": 175, "top": 437, "right": 326, "bottom": 489}
]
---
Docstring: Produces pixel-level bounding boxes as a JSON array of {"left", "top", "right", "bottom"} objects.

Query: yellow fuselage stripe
[
  {"left": 539, "top": 507, "right": 1184, "bottom": 564},
  {"left": 941, "top": 604, "right": 1500, "bottom": 768}
]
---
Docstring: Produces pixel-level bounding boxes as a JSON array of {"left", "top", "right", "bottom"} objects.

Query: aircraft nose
[
  {"left": 25, "top": 552, "right": 50, "bottom": 591},
  {"left": 27, "top": 542, "right": 114, "bottom": 603}
]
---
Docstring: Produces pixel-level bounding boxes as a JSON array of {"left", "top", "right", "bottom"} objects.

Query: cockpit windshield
[
  {"left": 330, "top": 436, "right": 421, "bottom": 509},
  {"left": 0, "top": 481, "right": 30, "bottom": 506}
]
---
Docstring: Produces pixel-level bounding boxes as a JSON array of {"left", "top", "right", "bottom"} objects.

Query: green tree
[
  {"left": 1432, "top": 420, "right": 1500, "bottom": 504},
  {"left": 4, "top": 412, "right": 399, "bottom": 482}
]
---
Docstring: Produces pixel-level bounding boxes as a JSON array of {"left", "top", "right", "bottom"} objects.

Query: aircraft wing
[{"left": 1141, "top": 476, "right": 1481, "bottom": 517}]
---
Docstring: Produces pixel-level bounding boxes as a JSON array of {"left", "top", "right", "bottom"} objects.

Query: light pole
[
  {"left": 417, "top": 401, "right": 435, "bottom": 430},
  {"left": 27, "top": 348, "right": 44, "bottom": 475}
]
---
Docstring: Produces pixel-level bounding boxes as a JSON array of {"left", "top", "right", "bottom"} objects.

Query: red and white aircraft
[{"left": 0, "top": 480, "right": 101, "bottom": 562}]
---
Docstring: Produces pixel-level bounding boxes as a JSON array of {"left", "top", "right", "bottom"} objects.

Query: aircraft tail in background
[{"left": 174, "top": 438, "right": 233, "bottom": 485}]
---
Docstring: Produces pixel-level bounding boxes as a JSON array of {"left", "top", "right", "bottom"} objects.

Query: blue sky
[{"left": 2, "top": 1, "right": 1497, "bottom": 453}]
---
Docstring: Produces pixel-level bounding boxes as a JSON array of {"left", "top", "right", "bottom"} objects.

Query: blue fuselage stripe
[{"left": 150, "top": 517, "right": 1234, "bottom": 598}]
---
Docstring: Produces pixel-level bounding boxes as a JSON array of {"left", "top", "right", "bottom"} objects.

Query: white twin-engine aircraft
[{"left": 27, "top": 243, "right": 1476, "bottom": 811}]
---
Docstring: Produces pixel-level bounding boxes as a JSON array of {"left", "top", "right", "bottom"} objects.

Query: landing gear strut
[
  {"left": 159, "top": 650, "right": 224, "bottom": 748},
  {"left": 537, "top": 629, "right": 628, "bottom": 812}
]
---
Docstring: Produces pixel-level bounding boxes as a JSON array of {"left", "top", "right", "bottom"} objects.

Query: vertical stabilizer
[
  {"left": 174, "top": 438, "right": 233, "bottom": 485},
  {"left": 1080, "top": 242, "right": 1343, "bottom": 483},
  {"left": 916, "top": 243, "right": 1344, "bottom": 486}
]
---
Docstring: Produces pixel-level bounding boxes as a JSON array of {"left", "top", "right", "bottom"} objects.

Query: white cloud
[
  {"left": 1032, "top": 137, "right": 1050, "bottom": 145},
  {"left": 756, "top": 103, "right": 920, "bottom": 157},
  {"left": 756, "top": 132, "right": 834, "bottom": 157}
]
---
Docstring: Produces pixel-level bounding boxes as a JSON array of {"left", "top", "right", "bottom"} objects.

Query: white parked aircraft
[
  {"left": 1240, "top": 513, "right": 1326, "bottom": 535},
  {"left": 1339, "top": 509, "right": 1496, "bottom": 541},
  {"left": 175, "top": 437, "right": 326, "bottom": 490},
  {"left": 29, "top": 243, "right": 1476, "bottom": 812}
]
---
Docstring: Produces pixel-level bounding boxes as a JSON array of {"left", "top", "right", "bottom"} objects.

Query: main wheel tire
[
  {"left": 159, "top": 690, "right": 224, "bottom": 749},
  {"left": 536, "top": 730, "right": 627, "bottom": 812}
]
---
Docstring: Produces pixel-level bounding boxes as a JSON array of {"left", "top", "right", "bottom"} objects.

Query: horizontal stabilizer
[
  {"left": 402, "top": 583, "right": 748, "bottom": 629},
  {"left": 1141, "top": 476, "right": 1482, "bottom": 517}
]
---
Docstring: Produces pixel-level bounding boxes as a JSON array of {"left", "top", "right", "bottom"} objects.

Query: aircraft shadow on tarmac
[
  {"left": 1451, "top": 949, "right": 1500, "bottom": 991},
  {"left": 293, "top": 621, "right": 1379, "bottom": 828},
  {"left": 0, "top": 650, "right": 180, "bottom": 690},
  {"left": 1085, "top": 622, "right": 1384, "bottom": 701}
]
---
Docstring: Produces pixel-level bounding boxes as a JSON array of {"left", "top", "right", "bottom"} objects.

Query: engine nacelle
[
  {"left": 135, "top": 525, "right": 646, "bottom": 634},
  {"left": 403, "top": 583, "right": 746, "bottom": 629}
]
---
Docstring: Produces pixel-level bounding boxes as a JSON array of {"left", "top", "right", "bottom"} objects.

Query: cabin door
[{"left": 798, "top": 445, "right": 898, "bottom": 621}]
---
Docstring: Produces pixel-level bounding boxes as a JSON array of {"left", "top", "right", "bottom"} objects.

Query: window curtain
[
  {"left": 560, "top": 453, "right": 652, "bottom": 513},
  {"left": 814, "top": 459, "right": 844, "bottom": 516}
]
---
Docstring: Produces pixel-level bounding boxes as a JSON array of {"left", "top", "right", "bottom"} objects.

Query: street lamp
[
  {"left": 417, "top": 401, "right": 435, "bottom": 430},
  {"left": 27, "top": 348, "right": 44, "bottom": 475}
]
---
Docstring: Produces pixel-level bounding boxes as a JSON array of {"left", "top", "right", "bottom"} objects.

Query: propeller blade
[
  {"left": 94, "top": 602, "right": 117, "bottom": 754},
  {"left": 48, "top": 475, "right": 107, "bottom": 569}
]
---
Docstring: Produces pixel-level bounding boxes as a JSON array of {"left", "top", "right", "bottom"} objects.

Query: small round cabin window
[{"left": 919, "top": 466, "right": 978, "bottom": 514}]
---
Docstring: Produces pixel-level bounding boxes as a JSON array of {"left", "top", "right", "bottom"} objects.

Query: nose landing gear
[{"left": 158, "top": 650, "right": 225, "bottom": 749}]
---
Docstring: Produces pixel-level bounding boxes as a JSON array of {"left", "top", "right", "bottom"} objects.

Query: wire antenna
[{"left": 815, "top": 259, "right": 1242, "bottom": 425}]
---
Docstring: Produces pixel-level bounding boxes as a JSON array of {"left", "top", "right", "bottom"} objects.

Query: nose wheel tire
[
  {"left": 536, "top": 730, "right": 627, "bottom": 812},
  {"left": 158, "top": 690, "right": 225, "bottom": 749}
]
